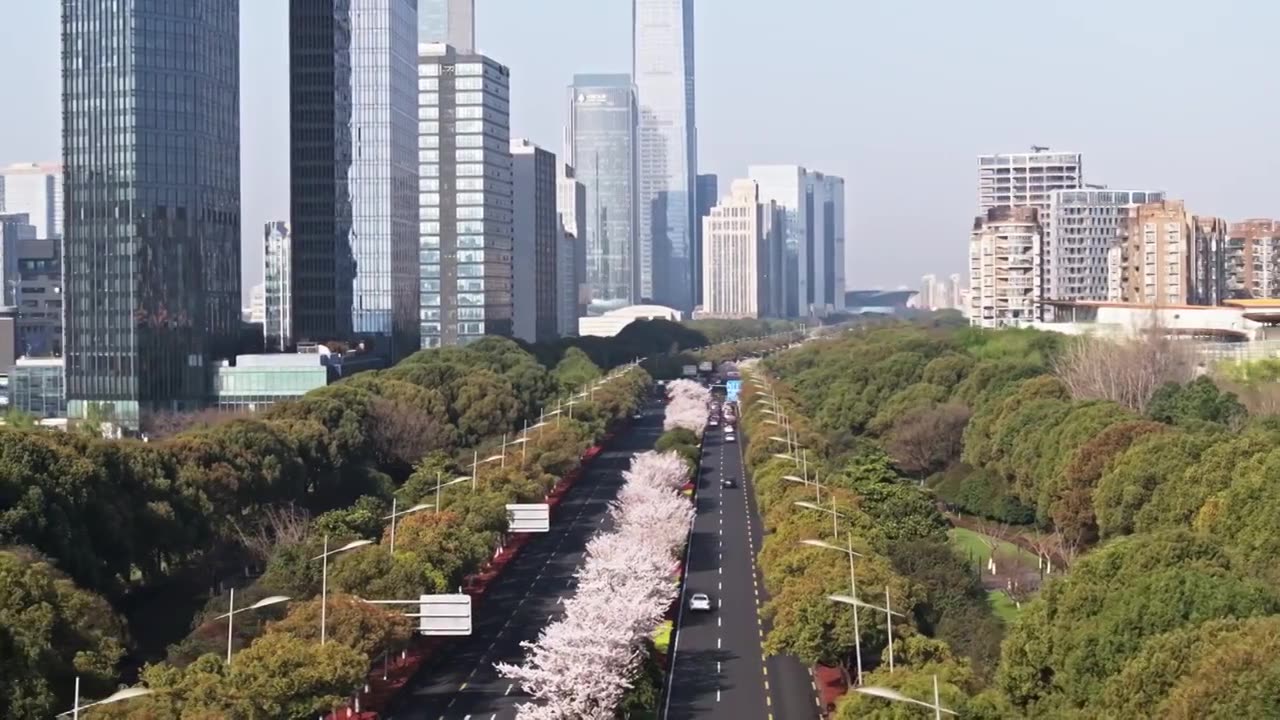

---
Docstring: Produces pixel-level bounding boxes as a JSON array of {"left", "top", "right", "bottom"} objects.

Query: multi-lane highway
[
  {"left": 663, "top": 415, "right": 821, "bottom": 720},
  {"left": 393, "top": 404, "right": 663, "bottom": 720}
]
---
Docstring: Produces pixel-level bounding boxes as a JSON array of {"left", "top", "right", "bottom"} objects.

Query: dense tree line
[{"left": 749, "top": 323, "right": 1280, "bottom": 717}]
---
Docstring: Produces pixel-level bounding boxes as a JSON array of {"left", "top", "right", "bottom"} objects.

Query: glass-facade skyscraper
[
  {"left": 417, "top": 0, "right": 473, "bottom": 51},
  {"left": 263, "top": 221, "right": 293, "bottom": 352},
  {"left": 62, "top": 0, "right": 241, "bottom": 426},
  {"left": 633, "top": 0, "right": 697, "bottom": 311},
  {"left": 289, "top": 0, "right": 419, "bottom": 358},
  {"left": 568, "top": 74, "right": 638, "bottom": 313},
  {"left": 748, "top": 165, "right": 846, "bottom": 319},
  {"left": 418, "top": 46, "right": 514, "bottom": 347}
]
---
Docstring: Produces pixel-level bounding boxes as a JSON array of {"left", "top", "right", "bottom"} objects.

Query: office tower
[
  {"left": 1225, "top": 219, "right": 1280, "bottom": 300},
  {"left": 247, "top": 284, "right": 267, "bottom": 325},
  {"left": 814, "top": 173, "right": 847, "bottom": 313},
  {"left": 1107, "top": 200, "right": 1191, "bottom": 305},
  {"left": 1045, "top": 189, "right": 1164, "bottom": 303},
  {"left": 15, "top": 237, "right": 63, "bottom": 357},
  {"left": 747, "top": 165, "right": 845, "bottom": 318},
  {"left": 1191, "top": 216, "right": 1228, "bottom": 305},
  {"left": 264, "top": 221, "right": 293, "bottom": 351},
  {"left": 419, "top": 46, "right": 514, "bottom": 347},
  {"left": 0, "top": 214, "right": 34, "bottom": 305},
  {"left": 0, "top": 163, "right": 62, "bottom": 239},
  {"left": 511, "top": 139, "right": 559, "bottom": 343},
  {"left": 969, "top": 207, "right": 1042, "bottom": 328},
  {"left": 63, "top": 0, "right": 240, "bottom": 426},
  {"left": 701, "top": 179, "right": 780, "bottom": 319},
  {"left": 978, "top": 149, "right": 1083, "bottom": 213},
  {"left": 288, "top": 0, "right": 417, "bottom": 357},
  {"left": 568, "top": 74, "right": 639, "bottom": 312},
  {"left": 417, "top": 0, "right": 473, "bottom": 52},
  {"left": 556, "top": 164, "right": 588, "bottom": 335},
  {"left": 633, "top": 0, "right": 697, "bottom": 311},
  {"left": 694, "top": 173, "right": 718, "bottom": 307}
]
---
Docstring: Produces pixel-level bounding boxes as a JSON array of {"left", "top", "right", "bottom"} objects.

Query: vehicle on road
[
  {"left": 724, "top": 433, "right": 736, "bottom": 443},
  {"left": 721, "top": 478, "right": 736, "bottom": 488},
  {"left": 689, "top": 593, "right": 713, "bottom": 611},
  {"left": 709, "top": 418, "right": 719, "bottom": 427},
  {"left": 632, "top": 412, "right": 643, "bottom": 420}
]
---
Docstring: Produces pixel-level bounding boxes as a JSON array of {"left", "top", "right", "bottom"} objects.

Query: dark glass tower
[{"left": 62, "top": 0, "right": 241, "bottom": 427}]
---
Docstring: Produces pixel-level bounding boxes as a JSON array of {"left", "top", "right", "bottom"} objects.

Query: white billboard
[
  {"left": 507, "top": 503, "right": 551, "bottom": 533},
  {"left": 416, "top": 594, "right": 472, "bottom": 636}
]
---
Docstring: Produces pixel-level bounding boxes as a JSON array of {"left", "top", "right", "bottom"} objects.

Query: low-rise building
[
  {"left": 9, "top": 357, "right": 66, "bottom": 418},
  {"left": 577, "top": 304, "right": 682, "bottom": 337},
  {"left": 212, "top": 352, "right": 334, "bottom": 412}
]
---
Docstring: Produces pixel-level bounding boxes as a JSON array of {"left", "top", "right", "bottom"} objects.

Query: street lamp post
[
  {"left": 313, "top": 536, "right": 373, "bottom": 645},
  {"left": 828, "top": 591, "right": 906, "bottom": 675},
  {"left": 469, "top": 450, "right": 504, "bottom": 490},
  {"left": 802, "top": 538, "right": 866, "bottom": 685},
  {"left": 853, "top": 676, "right": 957, "bottom": 718},
  {"left": 215, "top": 590, "right": 290, "bottom": 664},
  {"left": 61, "top": 682, "right": 154, "bottom": 719}
]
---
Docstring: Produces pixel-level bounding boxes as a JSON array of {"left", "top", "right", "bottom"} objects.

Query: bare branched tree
[
  {"left": 233, "top": 505, "right": 311, "bottom": 565},
  {"left": 1053, "top": 324, "right": 1196, "bottom": 412}
]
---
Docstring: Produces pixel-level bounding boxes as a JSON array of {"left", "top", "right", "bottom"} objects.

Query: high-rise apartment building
[
  {"left": 1107, "top": 200, "right": 1192, "bottom": 305},
  {"left": 919, "top": 274, "right": 940, "bottom": 310},
  {"left": 694, "top": 173, "right": 718, "bottom": 308},
  {"left": 63, "top": 0, "right": 241, "bottom": 425},
  {"left": 0, "top": 163, "right": 62, "bottom": 239},
  {"left": 978, "top": 150, "right": 1083, "bottom": 213},
  {"left": 556, "top": 164, "right": 588, "bottom": 336},
  {"left": 264, "top": 221, "right": 293, "bottom": 351},
  {"left": 1045, "top": 189, "right": 1164, "bottom": 302},
  {"left": 15, "top": 237, "right": 62, "bottom": 357},
  {"left": 633, "top": 0, "right": 697, "bottom": 311},
  {"left": 1225, "top": 219, "right": 1280, "bottom": 300},
  {"left": 417, "top": 0, "right": 473, "bottom": 52},
  {"left": 948, "top": 273, "right": 964, "bottom": 310},
  {"left": 419, "top": 46, "right": 514, "bottom": 347},
  {"left": 700, "top": 179, "right": 779, "bottom": 318},
  {"left": 568, "top": 74, "right": 639, "bottom": 312},
  {"left": 1191, "top": 216, "right": 1228, "bottom": 305},
  {"left": 747, "top": 165, "right": 845, "bottom": 318},
  {"left": 511, "top": 140, "right": 559, "bottom": 343},
  {"left": 969, "top": 207, "right": 1041, "bottom": 328}
]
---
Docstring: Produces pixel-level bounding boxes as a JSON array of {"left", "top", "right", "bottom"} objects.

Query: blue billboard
[{"left": 726, "top": 380, "right": 742, "bottom": 402}]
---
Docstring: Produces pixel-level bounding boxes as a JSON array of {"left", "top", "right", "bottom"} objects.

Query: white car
[
  {"left": 724, "top": 433, "right": 736, "bottom": 443},
  {"left": 709, "top": 418, "right": 719, "bottom": 427},
  {"left": 689, "top": 593, "right": 713, "bottom": 611}
]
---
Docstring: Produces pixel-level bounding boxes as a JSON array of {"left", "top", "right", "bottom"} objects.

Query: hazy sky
[{"left": 3, "top": 0, "right": 1279, "bottom": 300}]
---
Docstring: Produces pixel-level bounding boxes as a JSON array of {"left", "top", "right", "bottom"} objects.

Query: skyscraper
[
  {"left": 417, "top": 0, "right": 473, "bottom": 52},
  {"left": 0, "top": 162, "right": 62, "bottom": 239},
  {"left": 694, "top": 173, "right": 717, "bottom": 308},
  {"left": 557, "top": 164, "right": 588, "bottom": 335},
  {"left": 633, "top": 0, "right": 697, "bottom": 311},
  {"left": 264, "top": 221, "right": 293, "bottom": 352},
  {"left": 701, "top": 179, "right": 778, "bottom": 319},
  {"left": 419, "top": 46, "right": 514, "bottom": 347},
  {"left": 511, "top": 139, "right": 559, "bottom": 343},
  {"left": 568, "top": 74, "right": 639, "bottom": 312},
  {"left": 747, "top": 165, "right": 845, "bottom": 318},
  {"left": 290, "top": 0, "right": 418, "bottom": 358},
  {"left": 63, "top": 0, "right": 241, "bottom": 425}
]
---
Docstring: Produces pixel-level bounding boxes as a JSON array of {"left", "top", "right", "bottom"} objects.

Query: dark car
[{"left": 721, "top": 478, "right": 736, "bottom": 488}]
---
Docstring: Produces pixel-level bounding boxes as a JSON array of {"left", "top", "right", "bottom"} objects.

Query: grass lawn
[
  {"left": 948, "top": 527, "right": 1037, "bottom": 569},
  {"left": 652, "top": 620, "right": 673, "bottom": 654},
  {"left": 987, "top": 589, "right": 1022, "bottom": 623}
]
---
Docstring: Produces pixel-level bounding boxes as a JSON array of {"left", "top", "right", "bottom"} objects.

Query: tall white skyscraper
[
  {"left": 0, "top": 163, "right": 62, "bottom": 240},
  {"left": 633, "top": 0, "right": 697, "bottom": 311},
  {"left": 701, "top": 179, "right": 777, "bottom": 319},
  {"left": 747, "top": 165, "right": 846, "bottom": 318}
]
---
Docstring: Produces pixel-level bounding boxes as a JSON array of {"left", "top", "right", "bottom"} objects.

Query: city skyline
[{"left": 10, "top": 1, "right": 1276, "bottom": 297}]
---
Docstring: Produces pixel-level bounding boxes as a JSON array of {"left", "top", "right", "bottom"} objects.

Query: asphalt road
[
  {"left": 663, "top": 419, "right": 822, "bottom": 720},
  {"left": 392, "top": 404, "right": 663, "bottom": 720}
]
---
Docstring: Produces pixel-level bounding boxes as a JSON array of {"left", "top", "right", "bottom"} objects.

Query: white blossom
[{"left": 497, "top": 450, "right": 694, "bottom": 718}]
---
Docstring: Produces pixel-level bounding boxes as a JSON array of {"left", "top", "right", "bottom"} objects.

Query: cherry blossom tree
[
  {"left": 497, "top": 450, "right": 693, "bottom": 718},
  {"left": 663, "top": 379, "right": 711, "bottom": 436}
]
